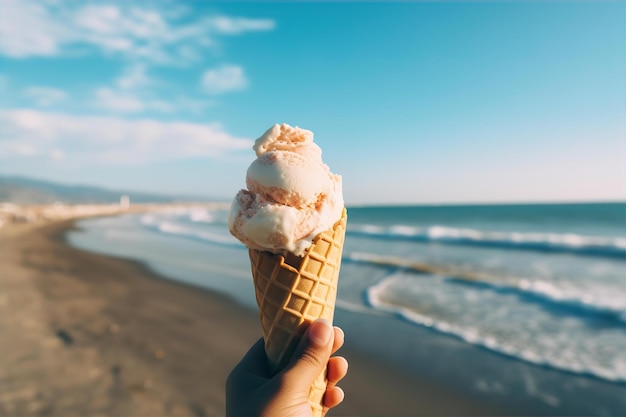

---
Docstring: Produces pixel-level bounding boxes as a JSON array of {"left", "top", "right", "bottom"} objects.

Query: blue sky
[{"left": 0, "top": 1, "right": 623, "bottom": 205}]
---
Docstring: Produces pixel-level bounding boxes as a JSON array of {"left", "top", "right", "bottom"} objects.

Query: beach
[{"left": 0, "top": 216, "right": 504, "bottom": 416}]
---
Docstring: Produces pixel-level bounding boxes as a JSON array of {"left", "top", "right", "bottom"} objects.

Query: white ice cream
[{"left": 228, "top": 123, "right": 343, "bottom": 256}]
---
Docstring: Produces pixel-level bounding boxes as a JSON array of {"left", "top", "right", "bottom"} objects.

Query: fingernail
[
  {"left": 308, "top": 319, "right": 332, "bottom": 347},
  {"left": 335, "top": 387, "right": 345, "bottom": 402},
  {"left": 334, "top": 326, "right": 344, "bottom": 340}
]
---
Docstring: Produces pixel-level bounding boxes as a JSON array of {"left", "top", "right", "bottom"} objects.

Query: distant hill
[{"left": 0, "top": 175, "right": 211, "bottom": 205}]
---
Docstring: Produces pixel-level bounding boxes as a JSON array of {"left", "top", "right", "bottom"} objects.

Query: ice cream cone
[{"left": 248, "top": 208, "right": 347, "bottom": 416}]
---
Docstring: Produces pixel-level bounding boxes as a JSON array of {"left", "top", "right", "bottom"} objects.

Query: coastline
[{"left": 0, "top": 218, "right": 502, "bottom": 416}]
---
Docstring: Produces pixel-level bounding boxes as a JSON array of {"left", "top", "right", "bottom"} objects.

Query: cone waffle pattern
[{"left": 248, "top": 209, "right": 347, "bottom": 416}]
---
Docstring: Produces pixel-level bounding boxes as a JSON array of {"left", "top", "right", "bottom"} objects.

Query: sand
[{"left": 0, "top": 219, "right": 501, "bottom": 416}]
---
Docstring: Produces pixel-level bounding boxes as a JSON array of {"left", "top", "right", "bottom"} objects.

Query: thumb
[{"left": 281, "top": 319, "right": 334, "bottom": 390}]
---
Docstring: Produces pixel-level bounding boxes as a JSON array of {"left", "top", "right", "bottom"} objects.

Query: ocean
[{"left": 68, "top": 202, "right": 626, "bottom": 415}]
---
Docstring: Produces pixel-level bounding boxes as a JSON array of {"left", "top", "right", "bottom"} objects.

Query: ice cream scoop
[{"left": 228, "top": 123, "right": 343, "bottom": 256}]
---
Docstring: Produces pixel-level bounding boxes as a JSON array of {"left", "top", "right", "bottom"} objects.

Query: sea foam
[
  {"left": 349, "top": 224, "right": 626, "bottom": 258},
  {"left": 366, "top": 272, "right": 626, "bottom": 384}
]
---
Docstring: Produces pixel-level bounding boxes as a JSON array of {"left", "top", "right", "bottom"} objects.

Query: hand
[{"left": 226, "top": 319, "right": 348, "bottom": 417}]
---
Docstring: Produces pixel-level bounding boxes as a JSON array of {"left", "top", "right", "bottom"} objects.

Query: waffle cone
[{"left": 248, "top": 209, "right": 347, "bottom": 416}]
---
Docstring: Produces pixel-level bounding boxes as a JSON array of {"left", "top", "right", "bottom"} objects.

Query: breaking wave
[
  {"left": 366, "top": 273, "right": 626, "bottom": 384},
  {"left": 349, "top": 224, "right": 626, "bottom": 259},
  {"left": 347, "top": 252, "right": 626, "bottom": 324},
  {"left": 140, "top": 213, "right": 242, "bottom": 248}
]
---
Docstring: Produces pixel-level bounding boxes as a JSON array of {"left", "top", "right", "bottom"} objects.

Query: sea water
[{"left": 68, "top": 202, "right": 626, "bottom": 414}]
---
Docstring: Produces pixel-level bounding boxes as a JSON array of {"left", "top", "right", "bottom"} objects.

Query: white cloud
[
  {"left": 0, "top": 1, "right": 274, "bottom": 64},
  {"left": 116, "top": 64, "right": 152, "bottom": 90},
  {"left": 95, "top": 88, "right": 146, "bottom": 112},
  {"left": 6, "top": 143, "right": 38, "bottom": 157},
  {"left": 205, "top": 16, "right": 275, "bottom": 34},
  {"left": 0, "top": 1, "right": 72, "bottom": 57},
  {"left": 202, "top": 65, "right": 248, "bottom": 95},
  {"left": 0, "top": 109, "right": 252, "bottom": 164},
  {"left": 23, "top": 87, "right": 67, "bottom": 106},
  {"left": 51, "top": 149, "right": 65, "bottom": 160},
  {"left": 92, "top": 62, "right": 217, "bottom": 114},
  {"left": 93, "top": 87, "right": 212, "bottom": 114},
  {"left": 175, "top": 97, "right": 217, "bottom": 114},
  {"left": 92, "top": 65, "right": 174, "bottom": 113}
]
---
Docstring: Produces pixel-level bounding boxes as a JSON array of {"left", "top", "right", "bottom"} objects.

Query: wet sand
[{"left": 0, "top": 219, "right": 501, "bottom": 416}]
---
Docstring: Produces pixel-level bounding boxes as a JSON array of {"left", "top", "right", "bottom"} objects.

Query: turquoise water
[{"left": 68, "top": 202, "right": 626, "bottom": 415}]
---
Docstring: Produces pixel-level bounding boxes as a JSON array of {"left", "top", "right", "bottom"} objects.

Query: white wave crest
[
  {"left": 140, "top": 214, "right": 242, "bottom": 248},
  {"left": 349, "top": 224, "right": 626, "bottom": 257},
  {"left": 366, "top": 273, "right": 626, "bottom": 384},
  {"left": 189, "top": 209, "right": 215, "bottom": 223},
  {"left": 347, "top": 251, "right": 626, "bottom": 318}
]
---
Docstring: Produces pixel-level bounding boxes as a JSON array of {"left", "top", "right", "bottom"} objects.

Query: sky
[{"left": 0, "top": 0, "right": 624, "bottom": 205}]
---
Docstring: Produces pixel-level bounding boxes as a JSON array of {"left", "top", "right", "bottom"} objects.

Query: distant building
[{"left": 120, "top": 195, "right": 130, "bottom": 208}]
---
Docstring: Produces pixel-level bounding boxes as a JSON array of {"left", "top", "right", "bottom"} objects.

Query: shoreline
[{"left": 1, "top": 219, "right": 503, "bottom": 416}]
